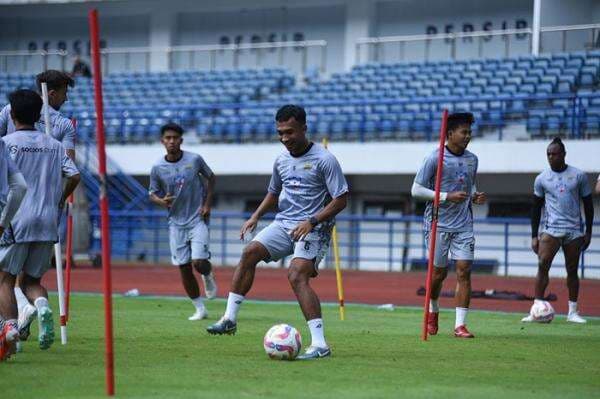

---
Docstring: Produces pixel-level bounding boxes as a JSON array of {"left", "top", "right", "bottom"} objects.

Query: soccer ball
[
  {"left": 530, "top": 301, "right": 555, "bottom": 323},
  {"left": 263, "top": 324, "right": 302, "bottom": 360}
]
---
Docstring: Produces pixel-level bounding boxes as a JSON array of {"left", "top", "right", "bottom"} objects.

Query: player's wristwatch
[{"left": 309, "top": 216, "right": 319, "bottom": 227}]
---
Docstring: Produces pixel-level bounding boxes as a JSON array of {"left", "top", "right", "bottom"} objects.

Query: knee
[
  {"left": 456, "top": 266, "right": 471, "bottom": 282},
  {"left": 287, "top": 268, "right": 307, "bottom": 288},
  {"left": 241, "top": 243, "right": 263, "bottom": 266},
  {"left": 192, "top": 259, "right": 211, "bottom": 274},
  {"left": 433, "top": 267, "right": 448, "bottom": 281}
]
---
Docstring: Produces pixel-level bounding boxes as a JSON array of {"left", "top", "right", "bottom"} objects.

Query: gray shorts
[
  {"left": 252, "top": 221, "right": 332, "bottom": 271},
  {"left": 424, "top": 230, "right": 475, "bottom": 268},
  {"left": 541, "top": 228, "right": 584, "bottom": 245},
  {"left": 169, "top": 222, "right": 210, "bottom": 266},
  {"left": 0, "top": 242, "right": 54, "bottom": 278}
]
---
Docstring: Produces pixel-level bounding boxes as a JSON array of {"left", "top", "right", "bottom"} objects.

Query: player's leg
[
  {"left": 207, "top": 222, "right": 288, "bottom": 335},
  {"left": 534, "top": 233, "right": 561, "bottom": 299},
  {"left": 169, "top": 225, "right": 205, "bottom": 320},
  {"left": 426, "top": 230, "right": 451, "bottom": 336},
  {"left": 290, "top": 226, "right": 332, "bottom": 359},
  {"left": 190, "top": 221, "right": 217, "bottom": 299},
  {"left": 14, "top": 276, "right": 36, "bottom": 341},
  {"left": 1, "top": 243, "right": 32, "bottom": 358},
  {"left": 20, "top": 242, "right": 55, "bottom": 350},
  {"left": 563, "top": 234, "right": 586, "bottom": 323},
  {"left": 523, "top": 233, "right": 561, "bottom": 322},
  {"left": 451, "top": 231, "right": 476, "bottom": 338},
  {"left": 0, "top": 271, "right": 19, "bottom": 361}
]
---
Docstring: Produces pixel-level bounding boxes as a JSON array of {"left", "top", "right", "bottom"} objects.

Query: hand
[
  {"left": 582, "top": 232, "right": 592, "bottom": 251},
  {"left": 472, "top": 192, "right": 487, "bottom": 205},
  {"left": 240, "top": 217, "right": 258, "bottom": 240},
  {"left": 200, "top": 205, "right": 211, "bottom": 222},
  {"left": 290, "top": 220, "right": 313, "bottom": 241},
  {"left": 447, "top": 191, "right": 469, "bottom": 203},
  {"left": 531, "top": 237, "right": 539, "bottom": 255},
  {"left": 160, "top": 193, "right": 175, "bottom": 209}
]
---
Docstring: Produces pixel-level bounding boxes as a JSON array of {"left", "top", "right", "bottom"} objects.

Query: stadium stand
[{"left": 1, "top": 51, "right": 599, "bottom": 143}]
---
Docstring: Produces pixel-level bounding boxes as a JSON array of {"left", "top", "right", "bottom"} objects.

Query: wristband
[{"left": 309, "top": 216, "right": 319, "bottom": 226}]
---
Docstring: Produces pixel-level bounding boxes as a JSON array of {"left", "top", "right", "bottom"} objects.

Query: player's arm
[
  {"left": 582, "top": 195, "right": 594, "bottom": 251},
  {"left": 411, "top": 152, "right": 468, "bottom": 203},
  {"left": 0, "top": 171, "right": 27, "bottom": 236},
  {"left": 60, "top": 173, "right": 80, "bottom": 209},
  {"left": 530, "top": 195, "right": 544, "bottom": 255},
  {"left": 148, "top": 166, "right": 174, "bottom": 209},
  {"left": 595, "top": 176, "right": 600, "bottom": 196},
  {"left": 200, "top": 173, "right": 216, "bottom": 221},
  {"left": 240, "top": 192, "right": 279, "bottom": 239}
]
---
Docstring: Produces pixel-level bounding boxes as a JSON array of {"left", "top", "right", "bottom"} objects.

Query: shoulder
[
  {"left": 568, "top": 165, "right": 585, "bottom": 176},
  {"left": 151, "top": 156, "right": 166, "bottom": 169},
  {"left": 535, "top": 169, "right": 549, "bottom": 181},
  {"left": 464, "top": 150, "right": 478, "bottom": 161}
]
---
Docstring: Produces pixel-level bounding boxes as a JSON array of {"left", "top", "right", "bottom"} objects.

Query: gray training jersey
[
  {"left": 268, "top": 143, "right": 348, "bottom": 226},
  {"left": 414, "top": 147, "right": 478, "bottom": 232},
  {"left": 149, "top": 151, "right": 214, "bottom": 228},
  {"left": 2, "top": 130, "right": 79, "bottom": 243},
  {"left": 0, "top": 104, "right": 76, "bottom": 150},
  {"left": 0, "top": 140, "right": 20, "bottom": 209},
  {"left": 534, "top": 165, "right": 592, "bottom": 231}
]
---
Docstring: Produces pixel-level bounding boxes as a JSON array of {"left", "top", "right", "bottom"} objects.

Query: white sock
[
  {"left": 568, "top": 301, "right": 578, "bottom": 315},
  {"left": 34, "top": 297, "right": 50, "bottom": 312},
  {"left": 455, "top": 307, "right": 468, "bottom": 328},
  {"left": 223, "top": 292, "right": 244, "bottom": 322},
  {"left": 14, "top": 287, "right": 31, "bottom": 314},
  {"left": 307, "top": 318, "right": 327, "bottom": 348},
  {"left": 429, "top": 299, "right": 439, "bottom": 313},
  {"left": 191, "top": 296, "right": 204, "bottom": 311}
]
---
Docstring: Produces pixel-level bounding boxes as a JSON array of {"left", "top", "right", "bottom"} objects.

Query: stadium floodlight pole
[
  {"left": 321, "top": 138, "right": 346, "bottom": 320},
  {"left": 65, "top": 118, "right": 76, "bottom": 322},
  {"left": 422, "top": 109, "right": 449, "bottom": 341},
  {"left": 41, "top": 82, "right": 68, "bottom": 345},
  {"left": 89, "top": 9, "right": 115, "bottom": 396}
]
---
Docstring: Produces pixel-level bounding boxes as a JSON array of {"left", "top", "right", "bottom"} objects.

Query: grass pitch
[{"left": 4, "top": 294, "right": 600, "bottom": 399}]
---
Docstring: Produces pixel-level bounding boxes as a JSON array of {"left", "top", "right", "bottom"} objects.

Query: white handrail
[
  {"left": 540, "top": 23, "right": 600, "bottom": 33},
  {"left": 0, "top": 49, "right": 67, "bottom": 56},
  {"left": 357, "top": 28, "right": 532, "bottom": 45}
]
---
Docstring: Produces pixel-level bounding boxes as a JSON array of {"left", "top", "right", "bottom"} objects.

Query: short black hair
[
  {"left": 160, "top": 122, "right": 184, "bottom": 136},
  {"left": 275, "top": 104, "right": 306, "bottom": 125},
  {"left": 549, "top": 137, "right": 566, "bottom": 153},
  {"left": 8, "top": 89, "right": 43, "bottom": 125},
  {"left": 447, "top": 112, "right": 474, "bottom": 133},
  {"left": 36, "top": 70, "right": 75, "bottom": 92}
]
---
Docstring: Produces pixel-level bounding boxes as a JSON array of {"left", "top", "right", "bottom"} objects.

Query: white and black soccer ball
[
  {"left": 263, "top": 324, "right": 302, "bottom": 360},
  {"left": 530, "top": 301, "right": 555, "bottom": 323}
]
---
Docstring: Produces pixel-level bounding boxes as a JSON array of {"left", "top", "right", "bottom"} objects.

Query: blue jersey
[
  {"left": 2, "top": 130, "right": 79, "bottom": 243},
  {"left": 268, "top": 143, "right": 348, "bottom": 227},
  {"left": 534, "top": 165, "right": 591, "bottom": 231},
  {"left": 0, "top": 104, "right": 76, "bottom": 150},
  {"left": 149, "top": 151, "right": 214, "bottom": 228},
  {"left": 414, "top": 147, "right": 478, "bottom": 232}
]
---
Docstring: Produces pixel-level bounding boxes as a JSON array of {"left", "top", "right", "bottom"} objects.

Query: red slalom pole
[
  {"left": 89, "top": 9, "right": 115, "bottom": 395},
  {"left": 65, "top": 118, "right": 76, "bottom": 322},
  {"left": 422, "top": 109, "right": 449, "bottom": 341}
]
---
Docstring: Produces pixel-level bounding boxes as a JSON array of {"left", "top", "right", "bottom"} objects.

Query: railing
[
  {"left": 356, "top": 23, "right": 600, "bottom": 64},
  {"left": 0, "top": 40, "right": 328, "bottom": 75},
  {"left": 88, "top": 210, "right": 600, "bottom": 278}
]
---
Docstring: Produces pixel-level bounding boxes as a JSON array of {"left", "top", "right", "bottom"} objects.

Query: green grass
[{"left": 4, "top": 294, "right": 600, "bottom": 399}]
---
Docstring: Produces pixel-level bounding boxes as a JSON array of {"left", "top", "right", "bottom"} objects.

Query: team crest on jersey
[{"left": 303, "top": 162, "right": 313, "bottom": 170}]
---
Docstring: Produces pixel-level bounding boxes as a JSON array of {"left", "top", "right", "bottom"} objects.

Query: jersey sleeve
[
  {"left": 60, "top": 117, "right": 76, "bottom": 150},
  {"left": 267, "top": 158, "right": 282, "bottom": 195},
  {"left": 61, "top": 147, "right": 79, "bottom": 177},
  {"left": 414, "top": 151, "right": 437, "bottom": 188},
  {"left": 0, "top": 105, "right": 10, "bottom": 136},
  {"left": 533, "top": 174, "right": 545, "bottom": 198},
  {"left": 196, "top": 155, "right": 213, "bottom": 179},
  {"left": 148, "top": 166, "right": 164, "bottom": 196},
  {"left": 321, "top": 153, "right": 349, "bottom": 198},
  {"left": 579, "top": 172, "right": 592, "bottom": 197}
]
